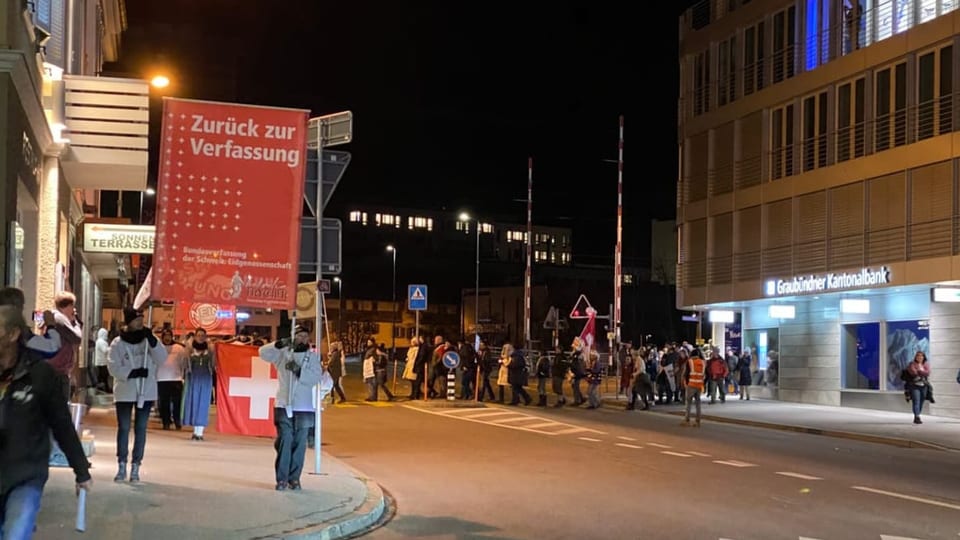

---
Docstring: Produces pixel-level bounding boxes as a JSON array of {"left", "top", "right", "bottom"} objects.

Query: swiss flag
[
  {"left": 579, "top": 307, "right": 597, "bottom": 355},
  {"left": 215, "top": 342, "right": 279, "bottom": 437}
]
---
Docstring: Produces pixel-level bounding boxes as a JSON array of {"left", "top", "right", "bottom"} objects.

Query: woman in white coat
[{"left": 107, "top": 307, "right": 166, "bottom": 483}]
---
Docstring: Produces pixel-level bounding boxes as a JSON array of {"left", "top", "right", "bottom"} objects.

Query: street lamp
[
  {"left": 333, "top": 277, "right": 343, "bottom": 338},
  {"left": 458, "top": 212, "right": 480, "bottom": 348},
  {"left": 150, "top": 75, "right": 170, "bottom": 89},
  {"left": 139, "top": 187, "right": 155, "bottom": 225}
]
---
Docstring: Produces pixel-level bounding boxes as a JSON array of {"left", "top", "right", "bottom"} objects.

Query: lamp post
[
  {"left": 458, "top": 213, "right": 481, "bottom": 348},
  {"left": 139, "top": 187, "right": 155, "bottom": 225},
  {"left": 386, "top": 245, "right": 397, "bottom": 391},
  {"left": 334, "top": 277, "right": 343, "bottom": 338}
]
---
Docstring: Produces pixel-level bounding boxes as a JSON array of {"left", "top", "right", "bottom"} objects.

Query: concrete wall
[
  {"left": 929, "top": 301, "right": 960, "bottom": 419},
  {"left": 777, "top": 305, "right": 841, "bottom": 406}
]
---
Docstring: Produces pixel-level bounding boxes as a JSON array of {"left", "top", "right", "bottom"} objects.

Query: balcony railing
[{"left": 60, "top": 75, "right": 149, "bottom": 190}]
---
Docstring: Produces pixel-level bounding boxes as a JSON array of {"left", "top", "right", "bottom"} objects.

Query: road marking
[
  {"left": 403, "top": 405, "right": 605, "bottom": 436},
  {"left": 333, "top": 403, "right": 359, "bottom": 408},
  {"left": 362, "top": 401, "right": 394, "bottom": 407},
  {"left": 776, "top": 472, "right": 823, "bottom": 481},
  {"left": 880, "top": 535, "right": 927, "bottom": 540},
  {"left": 798, "top": 537, "right": 824, "bottom": 540},
  {"left": 852, "top": 486, "right": 960, "bottom": 512},
  {"left": 647, "top": 442, "right": 672, "bottom": 449},
  {"left": 439, "top": 407, "right": 491, "bottom": 414},
  {"left": 617, "top": 436, "right": 636, "bottom": 441},
  {"left": 525, "top": 421, "right": 563, "bottom": 429},
  {"left": 661, "top": 451, "right": 692, "bottom": 458},
  {"left": 461, "top": 411, "right": 516, "bottom": 419},
  {"left": 714, "top": 460, "right": 757, "bottom": 468},
  {"left": 578, "top": 437, "right": 602, "bottom": 442},
  {"left": 687, "top": 451, "right": 711, "bottom": 457},
  {"left": 488, "top": 416, "right": 546, "bottom": 424},
  {"left": 615, "top": 443, "right": 643, "bottom": 449}
]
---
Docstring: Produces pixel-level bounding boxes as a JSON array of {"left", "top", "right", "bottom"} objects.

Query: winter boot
[
  {"left": 130, "top": 462, "right": 141, "bottom": 483},
  {"left": 114, "top": 462, "right": 127, "bottom": 482}
]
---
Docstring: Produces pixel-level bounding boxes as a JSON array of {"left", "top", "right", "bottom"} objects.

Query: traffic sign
[
  {"left": 317, "top": 279, "right": 331, "bottom": 294},
  {"left": 408, "top": 284, "right": 428, "bottom": 311},
  {"left": 442, "top": 351, "right": 461, "bottom": 370},
  {"left": 299, "top": 218, "right": 342, "bottom": 275},
  {"left": 303, "top": 149, "right": 351, "bottom": 216}
]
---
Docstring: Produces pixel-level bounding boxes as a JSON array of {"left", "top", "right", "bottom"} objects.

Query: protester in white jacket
[
  {"left": 107, "top": 307, "right": 166, "bottom": 483},
  {"left": 258, "top": 325, "right": 322, "bottom": 491}
]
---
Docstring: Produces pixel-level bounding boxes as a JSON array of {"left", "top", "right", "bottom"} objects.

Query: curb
[
  {"left": 286, "top": 464, "right": 387, "bottom": 540},
  {"left": 599, "top": 399, "right": 958, "bottom": 453}
]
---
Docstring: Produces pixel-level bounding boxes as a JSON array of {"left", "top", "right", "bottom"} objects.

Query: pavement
[
  {"left": 36, "top": 406, "right": 385, "bottom": 540},
  {"left": 596, "top": 389, "right": 960, "bottom": 452}
]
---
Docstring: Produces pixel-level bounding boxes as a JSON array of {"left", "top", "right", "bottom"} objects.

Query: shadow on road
[{"left": 384, "top": 514, "right": 520, "bottom": 540}]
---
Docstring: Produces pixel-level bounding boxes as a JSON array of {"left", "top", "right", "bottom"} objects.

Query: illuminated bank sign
[
  {"left": 764, "top": 266, "right": 891, "bottom": 297},
  {"left": 82, "top": 224, "right": 156, "bottom": 254}
]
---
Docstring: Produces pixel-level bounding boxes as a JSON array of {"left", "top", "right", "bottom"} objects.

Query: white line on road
[
  {"left": 403, "top": 406, "right": 605, "bottom": 436},
  {"left": 459, "top": 411, "right": 516, "bottom": 419},
  {"left": 437, "top": 407, "right": 492, "bottom": 414},
  {"left": 617, "top": 436, "right": 636, "bottom": 441},
  {"left": 776, "top": 472, "right": 823, "bottom": 481},
  {"left": 615, "top": 443, "right": 643, "bottom": 449},
  {"left": 552, "top": 427, "right": 592, "bottom": 435},
  {"left": 524, "top": 421, "right": 563, "bottom": 429},
  {"left": 798, "top": 537, "right": 824, "bottom": 540},
  {"left": 687, "top": 451, "right": 711, "bottom": 457},
  {"left": 578, "top": 437, "right": 602, "bottom": 442},
  {"left": 879, "top": 535, "right": 928, "bottom": 540},
  {"left": 647, "top": 442, "right": 672, "bottom": 449},
  {"left": 661, "top": 451, "right": 692, "bottom": 458},
  {"left": 714, "top": 460, "right": 758, "bottom": 468},
  {"left": 487, "top": 416, "right": 546, "bottom": 424},
  {"left": 852, "top": 486, "right": 960, "bottom": 512}
]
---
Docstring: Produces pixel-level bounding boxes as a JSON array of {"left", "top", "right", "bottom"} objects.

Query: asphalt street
[{"left": 325, "top": 374, "right": 960, "bottom": 540}]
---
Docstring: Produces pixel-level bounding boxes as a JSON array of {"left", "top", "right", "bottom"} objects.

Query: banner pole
[{"left": 313, "top": 123, "right": 325, "bottom": 475}]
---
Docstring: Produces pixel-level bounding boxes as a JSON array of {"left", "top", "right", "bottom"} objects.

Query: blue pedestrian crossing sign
[
  {"left": 442, "top": 350, "right": 461, "bottom": 370},
  {"left": 408, "top": 284, "right": 428, "bottom": 311}
]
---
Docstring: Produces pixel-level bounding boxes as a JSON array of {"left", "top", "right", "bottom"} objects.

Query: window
[
  {"left": 535, "top": 250, "right": 548, "bottom": 262},
  {"left": 802, "top": 91, "right": 829, "bottom": 171},
  {"left": 842, "top": 322, "right": 880, "bottom": 390},
  {"left": 374, "top": 213, "right": 400, "bottom": 227},
  {"left": 837, "top": 77, "right": 866, "bottom": 162},
  {"left": 349, "top": 211, "right": 367, "bottom": 225},
  {"left": 407, "top": 216, "right": 433, "bottom": 231},
  {"left": 480, "top": 222, "right": 494, "bottom": 233},
  {"left": 771, "top": 103, "right": 795, "bottom": 179},
  {"left": 693, "top": 49, "right": 711, "bottom": 116},
  {"left": 719, "top": 36, "right": 737, "bottom": 105},
  {"left": 772, "top": 6, "right": 797, "bottom": 83},
  {"left": 804, "top": 0, "right": 832, "bottom": 70},
  {"left": 886, "top": 320, "right": 930, "bottom": 390},
  {"left": 507, "top": 231, "right": 527, "bottom": 242},
  {"left": 744, "top": 22, "right": 765, "bottom": 95},
  {"left": 875, "top": 62, "right": 907, "bottom": 151},
  {"left": 876, "top": 0, "right": 914, "bottom": 40},
  {"left": 917, "top": 45, "right": 953, "bottom": 140},
  {"left": 456, "top": 220, "right": 469, "bottom": 232},
  {"left": 561, "top": 252, "right": 571, "bottom": 264}
]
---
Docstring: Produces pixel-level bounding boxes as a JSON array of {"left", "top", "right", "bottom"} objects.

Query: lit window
[
  {"left": 456, "top": 221, "right": 469, "bottom": 232},
  {"left": 374, "top": 214, "right": 400, "bottom": 227},
  {"left": 349, "top": 211, "right": 367, "bottom": 225},
  {"left": 624, "top": 274, "right": 634, "bottom": 284},
  {"left": 507, "top": 231, "right": 527, "bottom": 242},
  {"left": 408, "top": 216, "right": 433, "bottom": 231},
  {"left": 561, "top": 252, "right": 571, "bottom": 264},
  {"left": 480, "top": 222, "right": 494, "bottom": 233},
  {"left": 535, "top": 250, "right": 548, "bottom": 262}
]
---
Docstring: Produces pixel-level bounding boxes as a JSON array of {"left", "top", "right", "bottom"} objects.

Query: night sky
[{"left": 106, "top": 1, "right": 694, "bottom": 264}]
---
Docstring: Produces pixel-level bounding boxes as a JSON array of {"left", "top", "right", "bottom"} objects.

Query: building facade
[
  {"left": 1, "top": 0, "right": 148, "bottom": 377},
  {"left": 678, "top": 0, "right": 960, "bottom": 417}
]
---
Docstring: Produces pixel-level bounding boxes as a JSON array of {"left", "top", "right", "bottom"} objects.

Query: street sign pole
[
  {"left": 442, "top": 351, "right": 461, "bottom": 401},
  {"left": 307, "top": 111, "right": 352, "bottom": 476}
]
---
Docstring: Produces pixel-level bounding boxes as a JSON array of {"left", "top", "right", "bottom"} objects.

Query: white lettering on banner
[
  {"left": 82, "top": 224, "right": 156, "bottom": 254},
  {"left": 764, "top": 266, "right": 891, "bottom": 297},
  {"left": 188, "top": 114, "right": 301, "bottom": 167},
  {"left": 228, "top": 357, "right": 278, "bottom": 420}
]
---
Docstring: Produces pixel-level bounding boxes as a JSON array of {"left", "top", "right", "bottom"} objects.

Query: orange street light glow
[{"left": 151, "top": 75, "right": 170, "bottom": 88}]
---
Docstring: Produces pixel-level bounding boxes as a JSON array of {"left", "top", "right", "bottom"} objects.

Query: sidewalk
[
  {"left": 36, "top": 407, "right": 385, "bottom": 540},
  {"left": 601, "top": 392, "right": 960, "bottom": 451}
]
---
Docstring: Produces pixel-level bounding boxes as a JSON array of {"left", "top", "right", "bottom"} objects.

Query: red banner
[
  {"left": 174, "top": 302, "right": 236, "bottom": 336},
  {"left": 152, "top": 98, "right": 309, "bottom": 309},
  {"left": 215, "top": 342, "right": 278, "bottom": 437}
]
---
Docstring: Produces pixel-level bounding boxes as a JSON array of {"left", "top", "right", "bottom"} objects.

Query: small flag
[{"left": 133, "top": 268, "right": 152, "bottom": 310}]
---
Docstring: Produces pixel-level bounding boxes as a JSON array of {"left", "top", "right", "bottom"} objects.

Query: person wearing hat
[
  {"left": 107, "top": 307, "right": 166, "bottom": 483},
  {"left": 258, "top": 324, "right": 323, "bottom": 491}
]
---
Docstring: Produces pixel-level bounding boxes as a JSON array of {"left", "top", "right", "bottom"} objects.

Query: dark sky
[{"left": 107, "top": 1, "right": 694, "bottom": 263}]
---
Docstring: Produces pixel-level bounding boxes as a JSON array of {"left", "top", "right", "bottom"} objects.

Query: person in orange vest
[{"left": 683, "top": 349, "right": 707, "bottom": 427}]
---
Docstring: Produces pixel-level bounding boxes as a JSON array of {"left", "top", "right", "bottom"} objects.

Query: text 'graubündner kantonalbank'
[
  {"left": 769, "top": 266, "right": 891, "bottom": 296},
  {"left": 188, "top": 115, "right": 301, "bottom": 168}
]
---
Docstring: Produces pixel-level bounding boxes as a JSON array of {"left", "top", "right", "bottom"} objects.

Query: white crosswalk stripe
[
  {"left": 404, "top": 405, "right": 606, "bottom": 436},
  {"left": 776, "top": 472, "right": 822, "bottom": 481},
  {"left": 714, "top": 459, "right": 757, "bottom": 468}
]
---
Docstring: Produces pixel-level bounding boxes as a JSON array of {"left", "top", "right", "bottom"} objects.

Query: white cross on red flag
[
  {"left": 151, "top": 98, "right": 309, "bottom": 310},
  {"left": 215, "top": 342, "right": 280, "bottom": 437}
]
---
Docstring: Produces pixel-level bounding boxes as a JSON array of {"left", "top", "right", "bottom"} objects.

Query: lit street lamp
[
  {"left": 386, "top": 245, "right": 398, "bottom": 392},
  {"left": 150, "top": 75, "right": 170, "bottom": 89},
  {"left": 458, "top": 212, "right": 481, "bottom": 349}
]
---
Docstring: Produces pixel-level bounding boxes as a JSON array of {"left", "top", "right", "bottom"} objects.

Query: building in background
[
  {"left": 651, "top": 219, "right": 677, "bottom": 286},
  {"left": 1, "top": 0, "right": 148, "bottom": 380},
  {"left": 678, "top": 0, "right": 960, "bottom": 417}
]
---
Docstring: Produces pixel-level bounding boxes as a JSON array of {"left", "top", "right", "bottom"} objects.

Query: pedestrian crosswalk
[{"left": 404, "top": 405, "right": 606, "bottom": 436}]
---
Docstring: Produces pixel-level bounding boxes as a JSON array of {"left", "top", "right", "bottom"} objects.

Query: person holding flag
[{"left": 259, "top": 325, "right": 322, "bottom": 491}]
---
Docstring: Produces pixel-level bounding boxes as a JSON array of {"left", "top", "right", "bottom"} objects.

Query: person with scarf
[
  {"left": 107, "top": 307, "right": 165, "bottom": 483},
  {"left": 182, "top": 328, "right": 216, "bottom": 440}
]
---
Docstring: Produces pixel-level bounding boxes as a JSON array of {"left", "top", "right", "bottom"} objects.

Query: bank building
[{"left": 678, "top": 0, "right": 960, "bottom": 416}]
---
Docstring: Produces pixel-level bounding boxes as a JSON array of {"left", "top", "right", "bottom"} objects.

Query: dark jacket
[{"left": 0, "top": 344, "right": 91, "bottom": 495}]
